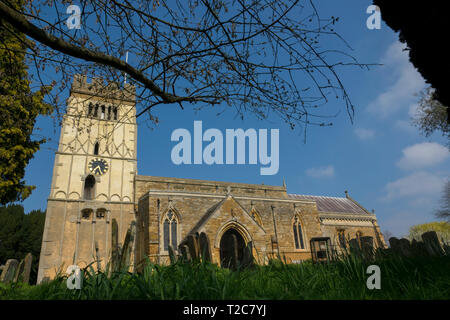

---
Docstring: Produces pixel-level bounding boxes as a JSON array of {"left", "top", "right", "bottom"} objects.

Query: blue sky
[{"left": 20, "top": 0, "right": 449, "bottom": 237}]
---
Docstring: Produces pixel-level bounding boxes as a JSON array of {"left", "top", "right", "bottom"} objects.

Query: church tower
[{"left": 37, "top": 75, "right": 137, "bottom": 283}]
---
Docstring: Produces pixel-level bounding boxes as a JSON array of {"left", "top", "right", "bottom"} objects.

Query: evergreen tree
[
  {"left": 0, "top": 204, "right": 45, "bottom": 284},
  {"left": 0, "top": 0, "right": 52, "bottom": 205}
]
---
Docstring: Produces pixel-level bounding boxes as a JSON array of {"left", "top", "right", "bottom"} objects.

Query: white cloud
[
  {"left": 408, "top": 103, "right": 420, "bottom": 118},
  {"left": 380, "top": 210, "right": 435, "bottom": 238},
  {"left": 306, "top": 165, "right": 335, "bottom": 178},
  {"left": 397, "top": 142, "right": 449, "bottom": 170},
  {"left": 367, "top": 41, "right": 425, "bottom": 118},
  {"left": 382, "top": 171, "right": 446, "bottom": 201},
  {"left": 354, "top": 128, "right": 375, "bottom": 140},
  {"left": 395, "top": 119, "right": 416, "bottom": 133}
]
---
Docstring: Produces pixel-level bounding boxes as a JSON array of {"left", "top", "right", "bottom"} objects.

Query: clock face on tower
[{"left": 88, "top": 158, "right": 109, "bottom": 175}]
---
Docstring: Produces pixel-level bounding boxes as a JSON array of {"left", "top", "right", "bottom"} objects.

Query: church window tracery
[
  {"left": 163, "top": 210, "right": 178, "bottom": 251},
  {"left": 293, "top": 215, "right": 305, "bottom": 249}
]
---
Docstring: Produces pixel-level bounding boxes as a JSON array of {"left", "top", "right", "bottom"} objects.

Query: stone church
[{"left": 37, "top": 75, "right": 386, "bottom": 283}]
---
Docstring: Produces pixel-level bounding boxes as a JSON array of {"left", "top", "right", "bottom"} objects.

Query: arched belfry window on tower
[
  {"left": 163, "top": 210, "right": 178, "bottom": 251},
  {"left": 101, "top": 105, "right": 105, "bottom": 119},
  {"left": 84, "top": 175, "right": 96, "bottom": 200},
  {"left": 113, "top": 107, "right": 118, "bottom": 120},
  {"left": 94, "top": 104, "right": 99, "bottom": 117},
  {"left": 94, "top": 142, "right": 99, "bottom": 155}
]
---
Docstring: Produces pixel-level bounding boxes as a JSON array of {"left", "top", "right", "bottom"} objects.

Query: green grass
[{"left": 1, "top": 253, "right": 449, "bottom": 300}]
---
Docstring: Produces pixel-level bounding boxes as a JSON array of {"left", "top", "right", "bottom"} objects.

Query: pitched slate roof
[{"left": 288, "top": 194, "right": 369, "bottom": 215}]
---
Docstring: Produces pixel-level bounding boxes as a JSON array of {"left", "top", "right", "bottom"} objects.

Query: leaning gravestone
[
  {"left": 199, "top": 232, "right": 212, "bottom": 262},
  {"left": 0, "top": 259, "right": 19, "bottom": 284},
  {"left": 13, "top": 253, "right": 33, "bottom": 284},
  {"left": 186, "top": 233, "right": 200, "bottom": 260},
  {"left": 421, "top": 231, "right": 445, "bottom": 256},
  {"left": 21, "top": 253, "right": 33, "bottom": 284}
]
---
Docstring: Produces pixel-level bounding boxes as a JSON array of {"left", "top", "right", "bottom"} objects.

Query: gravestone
[
  {"left": 410, "top": 239, "right": 428, "bottom": 257},
  {"left": 241, "top": 241, "right": 254, "bottom": 268},
  {"left": 389, "top": 237, "right": 401, "bottom": 255},
  {"left": 187, "top": 233, "right": 200, "bottom": 260},
  {"left": 398, "top": 238, "right": 412, "bottom": 257},
  {"left": 199, "top": 232, "right": 212, "bottom": 262},
  {"left": 179, "top": 244, "right": 189, "bottom": 261},
  {"left": 421, "top": 231, "right": 445, "bottom": 256},
  {"left": 168, "top": 245, "right": 177, "bottom": 264},
  {"left": 348, "top": 238, "right": 361, "bottom": 255},
  {"left": 0, "top": 259, "right": 19, "bottom": 284},
  {"left": 13, "top": 253, "right": 33, "bottom": 284},
  {"left": 360, "top": 236, "right": 374, "bottom": 260}
]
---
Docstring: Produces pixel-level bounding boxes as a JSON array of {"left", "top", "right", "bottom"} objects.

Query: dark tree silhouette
[{"left": 374, "top": 0, "right": 449, "bottom": 120}]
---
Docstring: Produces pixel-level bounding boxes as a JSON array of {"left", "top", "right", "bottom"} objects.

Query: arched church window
[
  {"left": 107, "top": 106, "right": 111, "bottom": 120},
  {"left": 94, "top": 142, "right": 99, "bottom": 155},
  {"left": 100, "top": 105, "right": 105, "bottom": 119},
  {"left": 88, "top": 103, "right": 93, "bottom": 116},
  {"left": 293, "top": 215, "right": 305, "bottom": 249},
  {"left": 163, "top": 210, "right": 178, "bottom": 251},
  {"left": 84, "top": 175, "right": 95, "bottom": 200}
]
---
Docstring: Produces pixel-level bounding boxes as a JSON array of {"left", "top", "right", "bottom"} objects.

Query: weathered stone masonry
[{"left": 37, "top": 76, "right": 386, "bottom": 283}]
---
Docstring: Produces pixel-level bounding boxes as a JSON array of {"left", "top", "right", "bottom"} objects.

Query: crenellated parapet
[{"left": 71, "top": 74, "right": 135, "bottom": 103}]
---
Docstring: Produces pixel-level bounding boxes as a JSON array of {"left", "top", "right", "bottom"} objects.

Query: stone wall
[{"left": 135, "top": 176, "right": 325, "bottom": 265}]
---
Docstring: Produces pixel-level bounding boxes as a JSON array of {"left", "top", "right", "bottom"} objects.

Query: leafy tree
[
  {"left": 0, "top": 204, "right": 45, "bottom": 284},
  {"left": 0, "top": 0, "right": 52, "bottom": 205},
  {"left": 411, "top": 87, "right": 449, "bottom": 142},
  {"left": 407, "top": 221, "right": 450, "bottom": 244}
]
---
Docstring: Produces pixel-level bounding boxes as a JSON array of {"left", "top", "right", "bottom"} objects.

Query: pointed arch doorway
[{"left": 219, "top": 228, "right": 246, "bottom": 269}]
